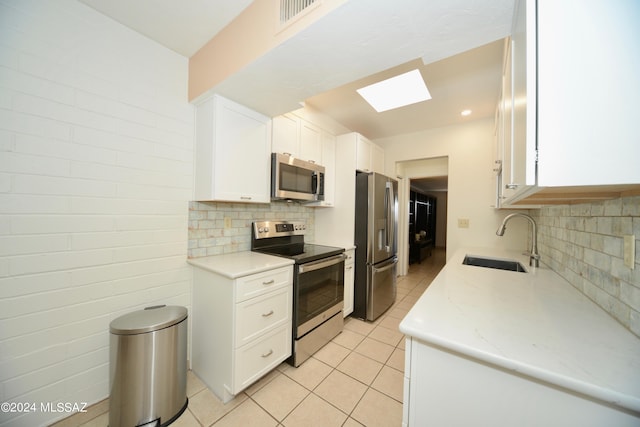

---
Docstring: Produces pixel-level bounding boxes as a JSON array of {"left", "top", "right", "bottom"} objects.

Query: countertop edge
[{"left": 187, "top": 252, "right": 294, "bottom": 279}]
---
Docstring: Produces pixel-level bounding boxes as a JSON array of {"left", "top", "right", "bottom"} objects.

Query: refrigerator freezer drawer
[{"left": 366, "top": 257, "right": 398, "bottom": 321}]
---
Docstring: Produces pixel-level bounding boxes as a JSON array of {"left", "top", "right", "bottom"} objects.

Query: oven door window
[{"left": 296, "top": 258, "right": 344, "bottom": 337}]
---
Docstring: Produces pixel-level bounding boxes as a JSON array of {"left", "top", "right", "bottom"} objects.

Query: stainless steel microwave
[{"left": 271, "top": 153, "right": 325, "bottom": 202}]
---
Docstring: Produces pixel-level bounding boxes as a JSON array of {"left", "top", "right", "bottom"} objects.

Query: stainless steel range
[{"left": 251, "top": 220, "right": 345, "bottom": 367}]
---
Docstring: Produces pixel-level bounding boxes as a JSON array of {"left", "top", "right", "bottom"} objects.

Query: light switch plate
[
  {"left": 458, "top": 218, "right": 469, "bottom": 228},
  {"left": 623, "top": 235, "right": 635, "bottom": 269}
]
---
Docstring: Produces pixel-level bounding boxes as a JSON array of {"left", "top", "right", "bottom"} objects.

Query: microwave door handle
[{"left": 312, "top": 172, "right": 318, "bottom": 196}]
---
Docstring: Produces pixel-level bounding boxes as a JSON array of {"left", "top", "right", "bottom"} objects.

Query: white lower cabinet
[
  {"left": 234, "top": 324, "right": 290, "bottom": 392},
  {"left": 403, "top": 337, "right": 639, "bottom": 426},
  {"left": 343, "top": 249, "right": 355, "bottom": 317},
  {"left": 191, "top": 265, "right": 293, "bottom": 403}
]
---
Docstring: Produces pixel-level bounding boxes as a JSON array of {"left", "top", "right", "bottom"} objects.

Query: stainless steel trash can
[{"left": 109, "top": 305, "right": 188, "bottom": 427}]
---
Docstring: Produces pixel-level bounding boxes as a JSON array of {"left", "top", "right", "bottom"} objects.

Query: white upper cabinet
[
  {"left": 272, "top": 113, "right": 322, "bottom": 165},
  {"left": 498, "top": 0, "right": 640, "bottom": 207},
  {"left": 354, "top": 133, "right": 384, "bottom": 174},
  {"left": 299, "top": 121, "right": 322, "bottom": 165},
  {"left": 355, "top": 134, "right": 372, "bottom": 172},
  {"left": 371, "top": 142, "right": 385, "bottom": 175},
  {"left": 271, "top": 114, "right": 298, "bottom": 157},
  {"left": 194, "top": 94, "right": 271, "bottom": 203},
  {"left": 272, "top": 112, "right": 337, "bottom": 207},
  {"left": 536, "top": 0, "right": 639, "bottom": 186}
]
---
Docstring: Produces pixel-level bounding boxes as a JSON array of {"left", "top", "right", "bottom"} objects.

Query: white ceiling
[
  {"left": 78, "top": 0, "right": 514, "bottom": 140},
  {"left": 78, "top": 0, "right": 253, "bottom": 57}
]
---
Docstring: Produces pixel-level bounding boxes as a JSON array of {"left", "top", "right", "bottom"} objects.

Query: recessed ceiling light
[
  {"left": 357, "top": 69, "right": 431, "bottom": 113},
  {"left": 461, "top": 109, "right": 472, "bottom": 116}
]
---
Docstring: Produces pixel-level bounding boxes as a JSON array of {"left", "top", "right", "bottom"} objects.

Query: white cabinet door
[
  {"left": 343, "top": 249, "right": 355, "bottom": 317},
  {"left": 195, "top": 95, "right": 271, "bottom": 203},
  {"left": 371, "top": 143, "right": 384, "bottom": 174},
  {"left": 499, "top": 0, "right": 640, "bottom": 206},
  {"left": 355, "top": 134, "right": 372, "bottom": 172},
  {"left": 511, "top": 0, "right": 536, "bottom": 189},
  {"left": 536, "top": 0, "right": 640, "bottom": 186},
  {"left": 299, "top": 120, "right": 322, "bottom": 165},
  {"left": 272, "top": 114, "right": 298, "bottom": 156},
  {"left": 355, "top": 133, "right": 384, "bottom": 174}
]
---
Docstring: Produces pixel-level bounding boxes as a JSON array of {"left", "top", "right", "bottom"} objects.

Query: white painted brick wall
[{"left": 0, "top": 1, "right": 193, "bottom": 425}]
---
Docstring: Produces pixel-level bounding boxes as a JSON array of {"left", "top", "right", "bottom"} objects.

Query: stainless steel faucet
[{"left": 496, "top": 213, "right": 540, "bottom": 268}]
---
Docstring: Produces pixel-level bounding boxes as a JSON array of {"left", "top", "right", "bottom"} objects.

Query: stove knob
[
  {"left": 264, "top": 227, "right": 269, "bottom": 233},
  {"left": 258, "top": 227, "right": 264, "bottom": 233}
]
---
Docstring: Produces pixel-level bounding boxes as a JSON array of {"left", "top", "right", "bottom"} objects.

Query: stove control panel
[{"left": 253, "top": 220, "right": 306, "bottom": 239}]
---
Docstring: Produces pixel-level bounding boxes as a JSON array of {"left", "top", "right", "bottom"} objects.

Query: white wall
[
  {"left": 0, "top": 1, "right": 193, "bottom": 425},
  {"left": 377, "top": 118, "right": 529, "bottom": 262}
]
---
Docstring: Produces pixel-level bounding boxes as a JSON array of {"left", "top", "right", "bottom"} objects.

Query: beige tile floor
[{"left": 53, "top": 249, "right": 445, "bottom": 427}]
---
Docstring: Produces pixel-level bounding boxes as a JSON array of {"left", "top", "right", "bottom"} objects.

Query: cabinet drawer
[
  {"left": 235, "top": 266, "right": 292, "bottom": 302},
  {"left": 235, "top": 287, "right": 291, "bottom": 347},
  {"left": 233, "top": 324, "right": 291, "bottom": 394}
]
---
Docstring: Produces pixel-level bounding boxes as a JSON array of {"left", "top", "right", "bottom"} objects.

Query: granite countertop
[
  {"left": 399, "top": 247, "right": 640, "bottom": 414},
  {"left": 187, "top": 251, "right": 294, "bottom": 279}
]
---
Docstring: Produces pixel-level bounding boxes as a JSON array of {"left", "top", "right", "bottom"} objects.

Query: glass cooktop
[{"left": 254, "top": 243, "right": 344, "bottom": 264}]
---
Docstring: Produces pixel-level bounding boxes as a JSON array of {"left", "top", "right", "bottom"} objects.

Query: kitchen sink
[{"left": 462, "top": 255, "right": 527, "bottom": 273}]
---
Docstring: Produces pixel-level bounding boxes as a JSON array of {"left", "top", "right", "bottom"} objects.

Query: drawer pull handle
[
  {"left": 262, "top": 280, "right": 275, "bottom": 285},
  {"left": 261, "top": 349, "right": 273, "bottom": 358},
  {"left": 262, "top": 310, "right": 274, "bottom": 317}
]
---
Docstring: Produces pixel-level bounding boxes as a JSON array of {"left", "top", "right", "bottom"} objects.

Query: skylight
[{"left": 356, "top": 69, "right": 431, "bottom": 113}]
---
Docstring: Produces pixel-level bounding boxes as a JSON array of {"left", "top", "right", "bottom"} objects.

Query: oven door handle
[{"left": 298, "top": 254, "right": 346, "bottom": 273}]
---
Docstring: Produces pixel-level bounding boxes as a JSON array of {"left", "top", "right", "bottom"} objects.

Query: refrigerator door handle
[
  {"left": 385, "top": 181, "right": 395, "bottom": 254},
  {"left": 372, "top": 257, "right": 398, "bottom": 273}
]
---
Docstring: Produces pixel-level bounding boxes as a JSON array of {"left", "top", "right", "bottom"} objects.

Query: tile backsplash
[
  {"left": 533, "top": 196, "right": 640, "bottom": 338},
  {"left": 188, "top": 201, "right": 316, "bottom": 257}
]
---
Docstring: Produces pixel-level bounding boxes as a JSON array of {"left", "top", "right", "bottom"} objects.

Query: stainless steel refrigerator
[{"left": 353, "top": 172, "right": 398, "bottom": 321}]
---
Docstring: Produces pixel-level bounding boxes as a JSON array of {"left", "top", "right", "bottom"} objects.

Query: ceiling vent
[{"left": 280, "top": 0, "right": 319, "bottom": 25}]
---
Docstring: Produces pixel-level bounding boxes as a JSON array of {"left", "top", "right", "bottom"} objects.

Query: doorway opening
[
  {"left": 409, "top": 176, "right": 448, "bottom": 265},
  {"left": 396, "top": 157, "right": 449, "bottom": 276}
]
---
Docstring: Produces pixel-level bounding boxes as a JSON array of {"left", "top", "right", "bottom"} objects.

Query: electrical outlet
[
  {"left": 458, "top": 218, "right": 469, "bottom": 228},
  {"left": 623, "top": 235, "right": 635, "bottom": 269},
  {"left": 224, "top": 217, "right": 232, "bottom": 228}
]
